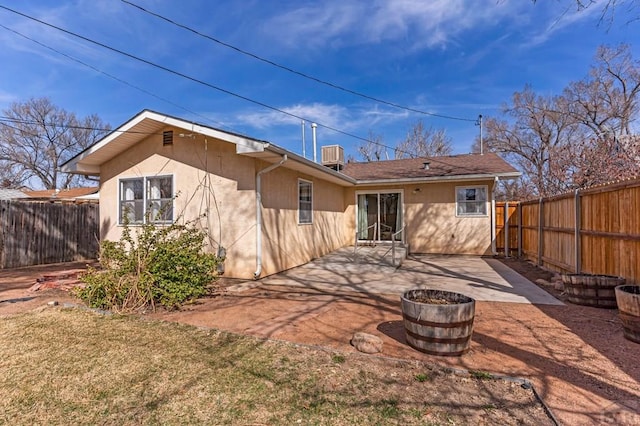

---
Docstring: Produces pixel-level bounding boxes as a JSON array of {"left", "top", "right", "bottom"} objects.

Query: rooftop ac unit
[{"left": 321, "top": 145, "right": 344, "bottom": 170}]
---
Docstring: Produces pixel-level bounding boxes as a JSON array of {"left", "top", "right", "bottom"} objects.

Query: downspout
[
  {"left": 491, "top": 176, "right": 498, "bottom": 256},
  {"left": 254, "top": 154, "right": 288, "bottom": 279}
]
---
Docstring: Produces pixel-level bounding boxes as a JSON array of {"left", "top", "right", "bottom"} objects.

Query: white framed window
[
  {"left": 119, "top": 175, "right": 173, "bottom": 224},
  {"left": 298, "top": 179, "right": 313, "bottom": 224},
  {"left": 456, "top": 185, "right": 488, "bottom": 216}
]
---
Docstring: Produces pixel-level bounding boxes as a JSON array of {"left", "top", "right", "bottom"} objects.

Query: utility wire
[
  {"left": 0, "top": 23, "right": 235, "bottom": 134},
  {"left": 0, "top": 4, "right": 420, "bottom": 158},
  {"left": 121, "top": 0, "right": 477, "bottom": 123}
]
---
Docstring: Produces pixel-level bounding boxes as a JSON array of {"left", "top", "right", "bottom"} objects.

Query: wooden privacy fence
[
  {"left": 495, "top": 177, "right": 640, "bottom": 285},
  {"left": 0, "top": 200, "right": 99, "bottom": 269}
]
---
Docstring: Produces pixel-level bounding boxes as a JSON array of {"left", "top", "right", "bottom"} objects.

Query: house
[
  {"left": 0, "top": 188, "right": 30, "bottom": 200},
  {"left": 23, "top": 187, "right": 99, "bottom": 203},
  {"left": 61, "top": 110, "right": 520, "bottom": 279}
]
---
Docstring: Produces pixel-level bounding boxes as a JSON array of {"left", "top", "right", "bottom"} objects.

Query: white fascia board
[
  {"left": 265, "top": 145, "right": 357, "bottom": 185},
  {"left": 61, "top": 110, "right": 268, "bottom": 173},
  {"left": 353, "top": 172, "right": 521, "bottom": 186},
  {"left": 63, "top": 110, "right": 156, "bottom": 171}
]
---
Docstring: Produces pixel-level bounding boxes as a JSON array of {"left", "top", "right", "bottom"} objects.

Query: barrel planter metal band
[
  {"left": 401, "top": 289, "right": 475, "bottom": 357},
  {"left": 561, "top": 274, "right": 625, "bottom": 308},
  {"left": 615, "top": 285, "right": 640, "bottom": 344}
]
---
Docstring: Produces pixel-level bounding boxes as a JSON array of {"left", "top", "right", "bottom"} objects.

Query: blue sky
[{"left": 1, "top": 0, "right": 639, "bottom": 160}]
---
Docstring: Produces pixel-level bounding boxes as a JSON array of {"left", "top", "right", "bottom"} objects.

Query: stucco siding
[
  {"left": 344, "top": 180, "right": 495, "bottom": 255},
  {"left": 259, "top": 164, "right": 350, "bottom": 276},
  {"left": 404, "top": 180, "right": 493, "bottom": 255},
  {"left": 99, "top": 128, "right": 258, "bottom": 278}
]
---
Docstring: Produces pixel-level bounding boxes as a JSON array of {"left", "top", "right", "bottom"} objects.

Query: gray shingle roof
[{"left": 342, "top": 153, "right": 519, "bottom": 181}]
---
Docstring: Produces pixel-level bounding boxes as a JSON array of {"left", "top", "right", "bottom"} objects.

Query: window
[
  {"left": 456, "top": 185, "right": 487, "bottom": 216},
  {"left": 119, "top": 176, "right": 173, "bottom": 224},
  {"left": 298, "top": 179, "right": 313, "bottom": 224}
]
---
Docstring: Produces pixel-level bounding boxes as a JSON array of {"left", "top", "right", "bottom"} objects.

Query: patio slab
[{"left": 260, "top": 248, "right": 563, "bottom": 305}]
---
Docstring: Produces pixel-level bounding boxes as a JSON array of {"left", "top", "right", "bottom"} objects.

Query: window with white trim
[
  {"left": 119, "top": 176, "right": 173, "bottom": 224},
  {"left": 298, "top": 179, "right": 313, "bottom": 224},
  {"left": 456, "top": 185, "right": 488, "bottom": 216}
]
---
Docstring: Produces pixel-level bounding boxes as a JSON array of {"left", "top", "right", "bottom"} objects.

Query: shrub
[{"left": 77, "top": 217, "right": 219, "bottom": 312}]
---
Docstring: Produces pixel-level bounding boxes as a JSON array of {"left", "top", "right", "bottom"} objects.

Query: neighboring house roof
[
  {"left": 61, "top": 110, "right": 521, "bottom": 186},
  {"left": 342, "top": 153, "right": 520, "bottom": 184},
  {"left": 23, "top": 187, "right": 99, "bottom": 200},
  {"left": 0, "top": 188, "right": 29, "bottom": 200}
]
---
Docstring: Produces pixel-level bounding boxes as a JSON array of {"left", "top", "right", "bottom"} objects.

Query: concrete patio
[{"left": 259, "top": 247, "right": 563, "bottom": 305}]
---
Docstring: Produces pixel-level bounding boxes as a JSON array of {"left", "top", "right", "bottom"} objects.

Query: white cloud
[
  {"left": 234, "top": 102, "right": 409, "bottom": 134},
  {"left": 263, "top": 0, "right": 526, "bottom": 51},
  {"left": 524, "top": 2, "right": 604, "bottom": 47}
]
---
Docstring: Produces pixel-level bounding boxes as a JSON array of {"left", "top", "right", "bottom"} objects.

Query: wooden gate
[{"left": 495, "top": 201, "right": 519, "bottom": 257}]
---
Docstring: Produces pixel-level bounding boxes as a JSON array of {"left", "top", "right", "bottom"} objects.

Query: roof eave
[
  {"left": 353, "top": 172, "right": 521, "bottom": 186},
  {"left": 61, "top": 110, "right": 269, "bottom": 174}
]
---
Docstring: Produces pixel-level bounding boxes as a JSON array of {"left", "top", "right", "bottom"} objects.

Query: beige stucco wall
[
  {"left": 99, "top": 127, "right": 258, "bottom": 279},
  {"left": 257, "top": 162, "right": 350, "bottom": 276},
  {"left": 344, "top": 179, "right": 495, "bottom": 255},
  {"left": 99, "top": 126, "right": 350, "bottom": 279}
]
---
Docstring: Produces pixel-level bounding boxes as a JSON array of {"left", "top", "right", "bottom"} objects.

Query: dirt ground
[{"left": 1, "top": 258, "right": 639, "bottom": 425}]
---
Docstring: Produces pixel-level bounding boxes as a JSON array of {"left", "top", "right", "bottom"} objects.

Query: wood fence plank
[
  {"left": 516, "top": 177, "right": 640, "bottom": 284},
  {"left": 0, "top": 200, "right": 99, "bottom": 269}
]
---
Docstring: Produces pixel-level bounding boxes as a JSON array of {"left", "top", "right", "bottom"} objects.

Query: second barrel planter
[{"left": 561, "top": 274, "right": 625, "bottom": 308}]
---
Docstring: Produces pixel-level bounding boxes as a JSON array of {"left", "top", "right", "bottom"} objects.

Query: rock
[
  {"left": 47, "top": 301, "right": 59, "bottom": 306},
  {"left": 351, "top": 332, "right": 383, "bottom": 354},
  {"left": 535, "top": 278, "right": 550, "bottom": 286},
  {"left": 554, "top": 281, "right": 564, "bottom": 291}
]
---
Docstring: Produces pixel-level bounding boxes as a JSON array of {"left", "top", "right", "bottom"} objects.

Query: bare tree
[
  {"left": 561, "top": 44, "right": 640, "bottom": 137},
  {"left": 533, "top": 1, "right": 640, "bottom": 26},
  {"left": 354, "top": 122, "right": 453, "bottom": 162},
  {"left": 569, "top": 134, "right": 640, "bottom": 188},
  {"left": 395, "top": 120, "right": 452, "bottom": 159},
  {"left": 485, "top": 44, "right": 640, "bottom": 198},
  {"left": 484, "top": 86, "right": 577, "bottom": 197},
  {"left": 356, "top": 131, "right": 388, "bottom": 161},
  {"left": 0, "top": 97, "right": 110, "bottom": 190}
]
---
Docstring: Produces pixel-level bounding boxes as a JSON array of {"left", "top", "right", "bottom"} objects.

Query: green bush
[{"left": 77, "top": 217, "right": 219, "bottom": 312}]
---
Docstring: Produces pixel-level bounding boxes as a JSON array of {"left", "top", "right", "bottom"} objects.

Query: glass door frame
[{"left": 355, "top": 189, "right": 404, "bottom": 243}]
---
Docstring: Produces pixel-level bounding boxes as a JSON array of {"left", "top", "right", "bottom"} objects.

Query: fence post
[
  {"left": 518, "top": 202, "right": 522, "bottom": 258},
  {"left": 574, "top": 189, "right": 581, "bottom": 274},
  {"left": 505, "top": 201, "right": 510, "bottom": 258},
  {"left": 537, "top": 197, "right": 543, "bottom": 266}
]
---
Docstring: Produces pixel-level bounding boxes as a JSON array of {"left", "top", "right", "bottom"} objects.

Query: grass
[
  {"left": 470, "top": 370, "right": 494, "bottom": 380},
  {"left": 0, "top": 307, "right": 550, "bottom": 425}
]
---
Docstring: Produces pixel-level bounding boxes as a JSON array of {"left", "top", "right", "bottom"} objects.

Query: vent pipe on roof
[
  {"left": 311, "top": 123, "right": 318, "bottom": 163},
  {"left": 301, "top": 120, "right": 306, "bottom": 158},
  {"left": 423, "top": 161, "right": 430, "bottom": 170}
]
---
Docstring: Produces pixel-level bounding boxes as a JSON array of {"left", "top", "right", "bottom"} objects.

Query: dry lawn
[{"left": 0, "top": 307, "right": 552, "bottom": 425}]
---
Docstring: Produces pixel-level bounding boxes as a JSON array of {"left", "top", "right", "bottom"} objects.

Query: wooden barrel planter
[
  {"left": 561, "top": 274, "right": 625, "bottom": 308},
  {"left": 615, "top": 285, "right": 640, "bottom": 344},
  {"left": 401, "top": 289, "right": 475, "bottom": 357}
]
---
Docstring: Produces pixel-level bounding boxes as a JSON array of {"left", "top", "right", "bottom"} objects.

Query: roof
[
  {"left": 23, "top": 187, "right": 99, "bottom": 199},
  {"left": 0, "top": 188, "right": 29, "bottom": 200},
  {"left": 61, "top": 110, "right": 520, "bottom": 187},
  {"left": 342, "top": 153, "right": 520, "bottom": 183},
  {"left": 61, "top": 110, "right": 356, "bottom": 187}
]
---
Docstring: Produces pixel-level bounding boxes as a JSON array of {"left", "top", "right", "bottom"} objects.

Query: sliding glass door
[{"left": 356, "top": 191, "right": 403, "bottom": 242}]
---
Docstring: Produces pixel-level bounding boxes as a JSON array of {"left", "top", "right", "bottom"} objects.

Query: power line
[
  {"left": 0, "top": 22, "right": 236, "bottom": 134},
  {"left": 0, "top": 4, "right": 421, "bottom": 158},
  {"left": 121, "top": 0, "right": 477, "bottom": 123}
]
